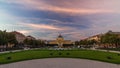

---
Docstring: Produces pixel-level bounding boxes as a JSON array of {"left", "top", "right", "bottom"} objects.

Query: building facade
[
  {"left": 47, "top": 34, "right": 74, "bottom": 48},
  {"left": 11, "top": 31, "right": 26, "bottom": 43},
  {"left": 26, "top": 35, "right": 36, "bottom": 40},
  {"left": 86, "top": 34, "right": 102, "bottom": 42}
]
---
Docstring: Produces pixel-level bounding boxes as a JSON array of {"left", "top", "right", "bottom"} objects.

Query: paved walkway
[
  {"left": 0, "top": 58, "right": 120, "bottom": 68},
  {"left": 98, "top": 49, "right": 120, "bottom": 53},
  {"left": 90, "top": 48, "right": 120, "bottom": 53},
  {"left": 0, "top": 50, "right": 22, "bottom": 54}
]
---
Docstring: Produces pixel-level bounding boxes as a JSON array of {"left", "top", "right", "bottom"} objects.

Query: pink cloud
[
  {"left": 19, "top": 23, "right": 63, "bottom": 30},
  {"left": 2, "top": 0, "right": 117, "bottom": 15},
  {"left": 18, "top": 30, "right": 30, "bottom": 34},
  {"left": 28, "top": 23, "right": 61, "bottom": 30}
]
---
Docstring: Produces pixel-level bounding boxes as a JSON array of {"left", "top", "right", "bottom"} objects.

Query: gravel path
[{"left": 0, "top": 58, "right": 120, "bottom": 68}]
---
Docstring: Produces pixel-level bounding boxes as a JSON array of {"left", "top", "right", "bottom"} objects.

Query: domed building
[{"left": 47, "top": 34, "right": 74, "bottom": 48}]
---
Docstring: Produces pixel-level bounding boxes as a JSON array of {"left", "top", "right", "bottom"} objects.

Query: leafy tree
[
  {"left": 7, "top": 33, "right": 18, "bottom": 44},
  {"left": 75, "top": 41, "right": 80, "bottom": 45},
  {"left": 0, "top": 30, "right": 18, "bottom": 48},
  {"left": 100, "top": 33, "right": 120, "bottom": 48},
  {"left": 24, "top": 39, "right": 45, "bottom": 48},
  {"left": 0, "top": 30, "right": 8, "bottom": 45}
]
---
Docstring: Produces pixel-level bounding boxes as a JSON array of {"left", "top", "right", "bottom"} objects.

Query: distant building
[
  {"left": 107, "top": 30, "right": 120, "bottom": 35},
  {"left": 86, "top": 34, "right": 102, "bottom": 42},
  {"left": 11, "top": 31, "right": 26, "bottom": 43},
  {"left": 47, "top": 34, "right": 74, "bottom": 48},
  {"left": 26, "top": 35, "right": 36, "bottom": 40},
  {"left": 86, "top": 30, "right": 120, "bottom": 42}
]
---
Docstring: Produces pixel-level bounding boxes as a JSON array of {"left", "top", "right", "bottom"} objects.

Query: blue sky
[{"left": 0, "top": 0, "right": 120, "bottom": 40}]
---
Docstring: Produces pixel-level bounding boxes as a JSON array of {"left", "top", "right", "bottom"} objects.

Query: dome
[{"left": 58, "top": 34, "right": 63, "bottom": 38}]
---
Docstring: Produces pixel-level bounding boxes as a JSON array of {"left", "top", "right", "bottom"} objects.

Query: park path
[
  {"left": 90, "top": 48, "right": 120, "bottom": 53},
  {"left": 0, "top": 58, "right": 120, "bottom": 68}
]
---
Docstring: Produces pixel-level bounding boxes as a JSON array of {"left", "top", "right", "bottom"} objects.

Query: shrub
[
  {"left": 107, "top": 56, "right": 112, "bottom": 59},
  {"left": 50, "top": 53, "right": 53, "bottom": 56},
  {"left": 6, "top": 56, "right": 12, "bottom": 60},
  {"left": 66, "top": 53, "right": 70, "bottom": 55},
  {"left": 59, "top": 52, "right": 62, "bottom": 55},
  {"left": 117, "top": 54, "right": 120, "bottom": 56}
]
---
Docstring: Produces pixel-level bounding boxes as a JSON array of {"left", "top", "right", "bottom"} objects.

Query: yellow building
[
  {"left": 87, "top": 35, "right": 101, "bottom": 42},
  {"left": 48, "top": 34, "right": 73, "bottom": 48}
]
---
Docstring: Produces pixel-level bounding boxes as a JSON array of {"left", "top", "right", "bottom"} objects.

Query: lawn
[{"left": 0, "top": 49, "right": 120, "bottom": 64}]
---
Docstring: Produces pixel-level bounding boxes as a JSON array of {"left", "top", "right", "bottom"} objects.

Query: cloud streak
[
  {"left": 1, "top": 0, "right": 117, "bottom": 15},
  {"left": 19, "top": 23, "right": 63, "bottom": 30}
]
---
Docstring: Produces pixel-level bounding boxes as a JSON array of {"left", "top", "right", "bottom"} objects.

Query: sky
[{"left": 0, "top": 0, "right": 120, "bottom": 40}]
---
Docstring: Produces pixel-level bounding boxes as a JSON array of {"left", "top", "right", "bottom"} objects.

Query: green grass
[{"left": 0, "top": 49, "right": 120, "bottom": 64}]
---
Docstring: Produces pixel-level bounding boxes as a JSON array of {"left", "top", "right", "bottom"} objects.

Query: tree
[
  {"left": 100, "top": 33, "right": 120, "bottom": 48},
  {"left": 75, "top": 41, "right": 80, "bottom": 45},
  {"left": 24, "top": 39, "right": 45, "bottom": 48},
  {"left": 0, "top": 30, "right": 18, "bottom": 49},
  {"left": 0, "top": 30, "right": 8, "bottom": 45},
  {"left": 7, "top": 33, "right": 18, "bottom": 44}
]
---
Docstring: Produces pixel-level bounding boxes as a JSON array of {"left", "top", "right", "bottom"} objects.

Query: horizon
[{"left": 1, "top": 0, "right": 120, "bottom": 40}]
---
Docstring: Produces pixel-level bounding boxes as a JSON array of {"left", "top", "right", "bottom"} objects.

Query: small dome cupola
[
  {"left": 57, "top": 34, "right": 64, "bottom": 41},
  {"left": 58, "top": 34, "right": 63, "bottom": 38}
]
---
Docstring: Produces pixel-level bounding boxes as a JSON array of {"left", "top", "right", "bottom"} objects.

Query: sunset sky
[{"left": 0, "top": 0, "right": 120, "bottom": 40}]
